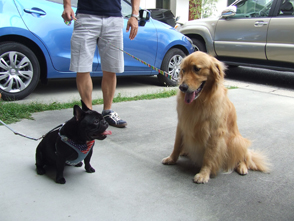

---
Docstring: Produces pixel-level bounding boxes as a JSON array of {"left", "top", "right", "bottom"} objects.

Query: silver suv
[{"left": 177, "top": 0, "right": 294, "bottom": 72}]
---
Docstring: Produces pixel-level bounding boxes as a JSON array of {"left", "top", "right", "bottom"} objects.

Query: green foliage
[
  {"left": 189, "top": 0, "right": 202, "bottom": 20},
  {"left": 202, "top": 0, "right": 218, "bottom": 18},
  {"left": 189, "top": 0, "right": 218, "bottom": 20}
]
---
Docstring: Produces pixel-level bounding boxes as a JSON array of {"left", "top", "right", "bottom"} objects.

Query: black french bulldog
[{"left": 35, "top": 103, "right": 111, "bottom": 184}]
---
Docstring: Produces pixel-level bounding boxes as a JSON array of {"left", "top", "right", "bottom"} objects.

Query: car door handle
[
  {"left": 24, "top": 8, "right": 46, "bottom": 16},
  {"left": 254, "top": 21, "right": 268, "bottom": 27}
]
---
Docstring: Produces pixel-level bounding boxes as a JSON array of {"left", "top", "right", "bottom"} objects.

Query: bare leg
[
  {"left": 76, "top": 72, "right": 93, "bottom": 109},
  {"left": 101, "top": 71, "right": 116, "bottom": 110},
  {"left": 101, "top": 71, "right": 127, "bottom": 127}
]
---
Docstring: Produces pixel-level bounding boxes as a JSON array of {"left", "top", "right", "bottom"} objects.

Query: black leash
[{"left": 0, "top": 120, "right": 63, "bottom": 141}]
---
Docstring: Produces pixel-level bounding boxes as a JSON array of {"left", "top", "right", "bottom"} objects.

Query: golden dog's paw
[
  {"left": 236, "top": 162, "right": 248, "bottom": 175},
  {"left": 162, "top": 157, "right": 176, "bottom": 165},
  {"left": 194, "top": 173, "right": 210, "bottom": 184}
]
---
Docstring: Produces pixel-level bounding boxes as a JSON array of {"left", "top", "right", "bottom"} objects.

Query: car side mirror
[
  {"left": 221, "top": 6, "right": 237, "bottom": 18},
  {"left": 139, "top": 9, "right": 150, "bottom": 26}
]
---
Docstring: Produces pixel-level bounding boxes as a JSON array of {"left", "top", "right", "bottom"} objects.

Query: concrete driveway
[{"left": 0, "top": 79, "right": 294, "bottom": 220}]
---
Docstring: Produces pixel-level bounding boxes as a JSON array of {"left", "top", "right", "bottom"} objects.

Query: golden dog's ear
[{"left": 211, "top": 57, "right": 226, "bottom": 82}]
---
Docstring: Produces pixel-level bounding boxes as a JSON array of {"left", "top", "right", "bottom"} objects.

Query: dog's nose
[{"left": 179, "top": 83, "right": 188, "bottom": 92}]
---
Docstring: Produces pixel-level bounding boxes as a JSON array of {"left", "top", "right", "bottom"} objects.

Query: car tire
[
  {"left": 191, "top": 38, "right": 206, "bottom": 52},
  {"left": 0, "top": 42, "right": 40, "bottom": 101},
  {"left": 157, "top": 48, "right": 186, "bottom": 86}
]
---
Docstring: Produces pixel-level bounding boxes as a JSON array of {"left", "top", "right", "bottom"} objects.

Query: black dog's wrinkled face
[
  {"left": 83, "top": 110, "right": 110, "bottom": 140},
  {"left": 74, "top": 105, "right": 111, "bottom": 141}
]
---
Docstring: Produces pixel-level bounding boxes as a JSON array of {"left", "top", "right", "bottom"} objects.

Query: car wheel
[
  {"left": 0, "top": 42, "right": 40, "bottom": 100},
  {"left": 157, "top": 48, "right": 186, "bottom": 86},
  {"left": 191, "top": 38, "right": 206, "bottom": 52}
]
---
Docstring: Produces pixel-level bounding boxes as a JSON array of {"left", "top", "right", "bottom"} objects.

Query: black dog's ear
[
  {"left": 81, "top": 100, "right": 90, "bottom": 111},
  {"left": 73, "top": 105, "right": 84, "bottom": 121}
]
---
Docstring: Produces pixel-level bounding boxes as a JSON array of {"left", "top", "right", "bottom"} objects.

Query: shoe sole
[{"left": 109, "top": 123, "right": 127, "bottom": 128}]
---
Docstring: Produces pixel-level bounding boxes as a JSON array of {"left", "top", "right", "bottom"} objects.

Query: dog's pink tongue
[
  {"left": 102, "top": 130, "right": 112, "bottom": 135},
  {"left": 184, "top": 92, "right": 195, "bottom": 104}
]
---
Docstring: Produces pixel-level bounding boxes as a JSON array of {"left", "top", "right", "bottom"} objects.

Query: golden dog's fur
[{"left": 162, "top": 51, "right": 270, "bottom": 184}]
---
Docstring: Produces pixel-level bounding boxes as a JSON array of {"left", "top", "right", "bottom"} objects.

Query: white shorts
[{"left": 70, "top": 14, "right": 124, "bottom": 73}]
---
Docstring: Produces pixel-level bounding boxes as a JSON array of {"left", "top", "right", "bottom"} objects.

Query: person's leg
[
  {"left": 76, "top": 72, "right": 93, "bottom": 110},
  {"left": 70, "top": 14, "right": 103, "bottom": 110},
  {"left": 99, "top": 16, "right": 126, "bottom": 127},
  {"left": 101, "top": 71, "right": 116, "bottom": 111},
  {"left": 101, "top": 71, "right": 127, "bottom": 128}
]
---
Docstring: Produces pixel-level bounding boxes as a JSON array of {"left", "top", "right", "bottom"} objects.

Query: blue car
[{"left": 0, "top": 0, "right": 194, "bottom": 100}]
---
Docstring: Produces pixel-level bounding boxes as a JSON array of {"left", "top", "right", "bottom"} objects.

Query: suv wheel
[
  {"left": 191, "top": 38, "right": 207, "bottom": 52},
  {"left": 157, "top": 48, "right": 186, "bottom": 86},
  {"left": 0, "top": 42, "right": 40, "bottom": 100}
]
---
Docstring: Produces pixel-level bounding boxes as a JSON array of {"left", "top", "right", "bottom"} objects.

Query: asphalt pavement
[{"left": 1, "top": 77, "right": 294, "bottom": 220}]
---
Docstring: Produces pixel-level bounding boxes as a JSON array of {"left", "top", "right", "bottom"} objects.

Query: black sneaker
[{"left": 102, "top": 110, "right": 127, "bottom": 128}]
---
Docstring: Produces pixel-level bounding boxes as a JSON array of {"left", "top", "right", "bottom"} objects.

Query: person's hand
[
  {"left": 126, "top": 17, "right": 138, "bottom": 40},
  {"left": 61, "top": 6, "right": 76, "bottom": 22}
]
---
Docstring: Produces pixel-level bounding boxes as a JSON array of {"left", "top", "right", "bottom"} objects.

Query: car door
[
  {"left": 214, "top": 0, "right": 274, "bottom": 60},
  {"left": 266, "top": 0, "right": 294, "bottom": 63},
  {"left": 14, "top": 0, "right": 98, "bottom": 73}
]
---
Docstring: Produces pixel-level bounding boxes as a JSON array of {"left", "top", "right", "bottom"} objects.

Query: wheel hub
[
  {"left": 10, "top": 68, "right": 17, "bottom": 75},
  {"left": 169, "top": 55, "right": 182, "bottom": 81},
  {"left": 0, "top": 51, "right": 33, "bottom": 93}
]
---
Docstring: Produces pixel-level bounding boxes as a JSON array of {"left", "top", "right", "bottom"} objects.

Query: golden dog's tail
[
  {"left": 227, "top": 135, "right": 271, "bottom": 174},
  {"left": 246, "top": 149, "right": 271, "bottom": 173}
]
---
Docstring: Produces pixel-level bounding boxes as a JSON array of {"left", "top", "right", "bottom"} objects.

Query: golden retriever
[{"left": 162, "top": 51, "right": 270, "bottom": 184}]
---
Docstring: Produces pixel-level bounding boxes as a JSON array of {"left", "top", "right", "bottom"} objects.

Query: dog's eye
[
  {"left": 193, "top": 66, "right": 201, "bottom": 72},
  {"left": 181, "top": 69, "right": 185, "bottom": 74},
  {"left": 94, "top": 119, "right": 99, "bottom": 124}
]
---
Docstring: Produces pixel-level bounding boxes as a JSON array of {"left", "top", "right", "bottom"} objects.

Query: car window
[
  {"left": 164, "top": 10, "right": 174, "bottom": 18},
  {"left": 233, "top": 0, "right": 273, "bottom": 18},
  {"left": 278, "top": 0, "right": 294, "bottom": 16},
  {"left": 122, "top": 0, "right": 132, "bottom": 17}
]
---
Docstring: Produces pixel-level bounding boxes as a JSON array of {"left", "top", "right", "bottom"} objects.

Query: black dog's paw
[
  {"left": 36, "top": 167, "right": 46, "bottom": 175},
  {"left": 85, "top": 166, "right": 95, "bottom": 173},
  {"left": 56, "top": 177, "right": 66, "bottom": 184},
  {"left": 75, "top": 162, "right": 83, "bottom": 167}
]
